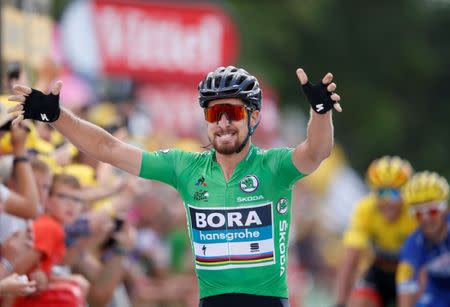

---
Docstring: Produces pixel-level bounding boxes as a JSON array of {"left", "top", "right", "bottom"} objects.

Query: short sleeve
[
  {"left": 139, "top": 149, "right": 181, "bottom": 187},
  {"left": 396, "top": 234, "right": 423, "bottom": 294},
  {"left": 139, "top": 149, "right": 200, "bottom": 189},
  {"left": 265, "top": 148, "right": 306, "bottom": 188},
  {"left": 342, "top": 200, "right": 371, "bottom": 249}
]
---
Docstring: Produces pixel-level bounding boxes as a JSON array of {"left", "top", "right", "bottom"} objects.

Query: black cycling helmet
[{"left": 198, "top": 66, "right": 262, "bottom": 110}]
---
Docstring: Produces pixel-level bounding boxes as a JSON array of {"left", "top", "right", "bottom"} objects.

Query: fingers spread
[
  {"left": 296, "top": 68, "right": 308, "bottom": 85},
  {"left": 8, "top": 95, "right": 25, "bottom": 103},
  {"left": 7, "top": 104, "right": 24, "bottom": 114},
  {"left": 334, "top": 102, "right": 343, "bottom": 112},
  {"left": 331, "top": 93, "right": 341, "bottom": 102},
  {"left": 51, "top": 80, "right": 63, "bottom": 95},
  {"left": 322, "top": 72, "right": 333, "bottom": 85},
  {"left": 327, "top": 83, "right": 336, "bottom": 92},
  {"left": 12, "top": 85, "right": 32, "bottom": 95},
  {"left": 12, "top": 114, "right": 24, "bottom": 127}
]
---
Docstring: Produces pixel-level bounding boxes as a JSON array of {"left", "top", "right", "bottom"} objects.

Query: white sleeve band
[{"left": 397, "top": 282, "right": 419, "bottom": 294}]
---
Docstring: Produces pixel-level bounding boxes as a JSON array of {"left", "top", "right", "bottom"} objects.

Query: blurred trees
[{"left": 226, "top": 0, "right": 450, "bottom": 177}]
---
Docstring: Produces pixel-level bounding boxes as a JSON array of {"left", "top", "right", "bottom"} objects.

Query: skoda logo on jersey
[
  {"left": 239, "top": 175, "right": 259, "bottom": 193},
  {"left": 277, "top": 198, "right": 288, "bottom": 215}
]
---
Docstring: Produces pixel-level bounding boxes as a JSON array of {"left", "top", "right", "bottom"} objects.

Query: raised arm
[
  {"left": 4, "top": 123, "right": 40, "bottom": 219},
  {"left": 292, "top": 69, "right": 342, "bottom": 174},
  {"left": 8, "top": 82, "right": 142, "bottom": 176},
  {"left": 54, "top": 109, "right": 142, "bottom": 175}
]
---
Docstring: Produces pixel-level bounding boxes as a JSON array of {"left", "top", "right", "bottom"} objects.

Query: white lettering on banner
[
  {"left": 195, "top": 211, "right": 263, "bottom": 228},
  {"left": 279, "top": 220, "right": 288, "bottom": 276},
  {"left": 96, "top": 7, "right": 224, "bottom": 72},
  {"left": 96, "top": 7, "right": 123, "bottom": 59}
]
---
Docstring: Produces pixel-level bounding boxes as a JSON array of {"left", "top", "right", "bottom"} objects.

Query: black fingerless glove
[
  {"left": 23, "top": 89, "right": 60, "bottom": 122},
  {"left": 301, "top": 81, "right": 335, "bottom": 114}
]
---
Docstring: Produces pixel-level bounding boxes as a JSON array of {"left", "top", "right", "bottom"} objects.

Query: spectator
[{"left": 0, "top": 122, "right": 40, "bottom": 242}]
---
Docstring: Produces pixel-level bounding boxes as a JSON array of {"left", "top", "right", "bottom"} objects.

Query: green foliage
[{"left": 226, "top": 0, "right": 450, "bottom": 178}]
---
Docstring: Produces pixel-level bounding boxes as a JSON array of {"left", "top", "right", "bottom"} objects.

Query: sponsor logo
[
  {"left": 239, "top": 175, "right": 259, "bottom": 193},
  {"left": 237, "top": 195, "right": 264, "bottom": 202},
  {"left": 194, "top": 190, "right": 209, "bottom": 201},
  {"left": 194, "top": 211, "right": 262, "bottom": 228},
  {"left": 199, "top": 228, "right": 261, "bottom": 242},
  {"left": 40, "top": 113, "right": 49, "bottom": 121},
  {"left": 159, "top": 149, "right": 170, "bottom": 154},
  {"left": 195, "top": 176, "right": 207, "bottom": 187},
  {"left": 277, "top": 198, "right": 288, "bottom": 214},
  {"left": 250, "top": 242, "right": 260, "bottom": 252},
  {"left": 315, "top": 104, "right": 324, "bottom": 112},
  {"left": 189, "top": 203, "right": 275, "bottom": 269},
  {"left": 279, "top": 220, "right": 288, "bottom": 276}
]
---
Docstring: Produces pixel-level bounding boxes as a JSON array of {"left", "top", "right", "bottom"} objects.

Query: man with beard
[{"left": 7, "top": 66, "right": 342, "bottom": 307}]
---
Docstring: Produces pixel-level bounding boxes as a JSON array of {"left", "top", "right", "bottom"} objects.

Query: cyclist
[
  {"left": 396, "top": 171, "right": 450, "bottom": 307},
  {"left": 7, "top": 66, "right": 341, "bottom": 306},
  {"left": 334, "top": 156, "right": 417, "bottom": 307}
]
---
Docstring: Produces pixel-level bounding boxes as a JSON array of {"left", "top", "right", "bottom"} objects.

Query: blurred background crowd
[{"left": 0, "top": 0, "right": 449, "bottom": 306}]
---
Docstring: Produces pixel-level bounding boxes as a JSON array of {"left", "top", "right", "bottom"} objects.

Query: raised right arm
[
  {"left": 53, "top": 108, "right": 142, "bottom": 176},
  {"left": 8, "top": 82, "right": 143, "bottom": 176}
]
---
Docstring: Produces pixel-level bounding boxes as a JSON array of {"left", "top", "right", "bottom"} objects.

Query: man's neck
[{"left": 216, "top": 143, "right": 251, "bottom": 181}]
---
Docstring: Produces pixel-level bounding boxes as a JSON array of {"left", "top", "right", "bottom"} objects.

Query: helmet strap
[{"left": 235, "top": 109, "right": 260, "bottom": 153}]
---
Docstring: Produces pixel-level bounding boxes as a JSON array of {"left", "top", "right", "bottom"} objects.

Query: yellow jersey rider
[{"left": 334, "top": 156, "right": 417, "bottom": 307}]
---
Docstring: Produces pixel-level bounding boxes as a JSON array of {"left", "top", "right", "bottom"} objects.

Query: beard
[{"left": 209, "top": 128, "right": 242, "bottom": 155}]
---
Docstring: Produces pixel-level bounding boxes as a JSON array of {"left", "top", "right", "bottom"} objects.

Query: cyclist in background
[
  {"left": 334, "top": 156, "right": 417, "bottom": 307},
  {"left": 397, "top": 172, "right": 450, "bottom": 307}
]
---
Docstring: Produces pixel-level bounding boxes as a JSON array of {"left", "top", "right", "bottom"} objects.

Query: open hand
[
  {"left": 296, "top": 68, "right": 342, "bottom": 113},
  {"left": 7, "top": 81, "right": 63, "bottom": 126}
]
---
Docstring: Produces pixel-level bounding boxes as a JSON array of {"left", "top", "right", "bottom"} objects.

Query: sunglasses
[
  {"left": 409, "top": 202, "right": 447, "bottom": 220},
  {"left": 376, "top": 188, "right": 401, "bottom": 201},
  {"left": 204, "top": 104, "right": 248, "bottom": 123}
]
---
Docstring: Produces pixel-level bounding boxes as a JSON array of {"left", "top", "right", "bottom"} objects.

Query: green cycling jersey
[{"left": 139, "top": 144, "right": 306, "bottom": 299}]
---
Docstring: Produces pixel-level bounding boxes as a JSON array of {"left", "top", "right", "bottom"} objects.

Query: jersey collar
[{"left": 211, "top": 143, "right": 256, "bottom": 162}]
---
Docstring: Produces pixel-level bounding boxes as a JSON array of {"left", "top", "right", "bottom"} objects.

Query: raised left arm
[{"left": 292, "top": 68, "right": 342, "bottom": 174}]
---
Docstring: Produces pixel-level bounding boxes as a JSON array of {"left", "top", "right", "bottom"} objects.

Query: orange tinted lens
[
  {"left": 204, "top": 104, "right": 246, "bottom": 123},
  {"left": 414, "top": 207, "right": 441, "bottom": 220}
]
